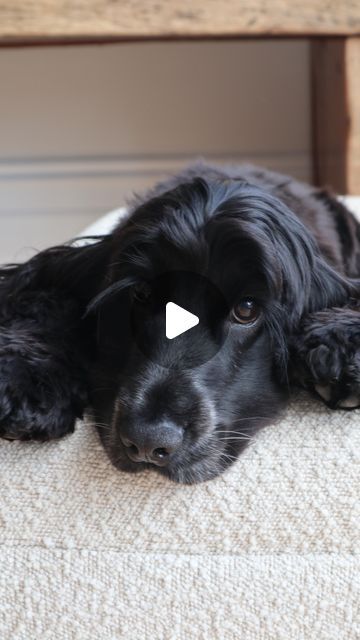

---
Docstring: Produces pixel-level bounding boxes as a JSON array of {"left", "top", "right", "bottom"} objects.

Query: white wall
[{"left": 0, "top": 40, "right": 311, "bottom": 262}]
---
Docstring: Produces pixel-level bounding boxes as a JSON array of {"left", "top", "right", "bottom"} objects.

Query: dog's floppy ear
[
  {"left": 224, "top": 186, "right": 353, "bottom": 329},
  {"left": 208, "top": 182, "right": 354, "bottom": 375},
  {"left": 263, "top": 195, "right": 353, "bottom": 325}
]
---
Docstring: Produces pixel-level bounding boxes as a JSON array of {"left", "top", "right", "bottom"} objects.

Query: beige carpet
[{"left": 0, "top": 201, "right": 359, "bottom": 640}]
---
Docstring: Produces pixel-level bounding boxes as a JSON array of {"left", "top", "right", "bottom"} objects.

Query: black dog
[{"left": 0, "top": 163, "right": 359, "bottom": 483}]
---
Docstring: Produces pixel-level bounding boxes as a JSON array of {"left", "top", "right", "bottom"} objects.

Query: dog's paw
[
  {"left": 0, "top": 328, "right": 88, "bottom": 441},
  {"left": 291, "top": 307, "right": 360, "bottom": 409}
]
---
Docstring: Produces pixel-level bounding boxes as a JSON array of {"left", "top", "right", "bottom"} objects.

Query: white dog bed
[{"left": 0, "top": 200, "right": 359, "bottom": 640}]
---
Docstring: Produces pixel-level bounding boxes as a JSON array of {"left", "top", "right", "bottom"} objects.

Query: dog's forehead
[
  {"left": 119, "top": 202, "right": 207, "bottom": 273},
  {"left": 119, "top": 201, "right": 270, "bottom": 305},
  {"left": 127, "top": 195, "right": 257, "bottom": 257}
]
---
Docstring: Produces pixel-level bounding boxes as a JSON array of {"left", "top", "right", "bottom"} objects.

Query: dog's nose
[{"left": 121, "top": 422, "right": 183, "bottom": 466}]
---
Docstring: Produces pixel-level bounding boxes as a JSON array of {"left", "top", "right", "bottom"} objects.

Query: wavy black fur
[{"left": 0, "top": 163, "right": 359, "bottom": 482}]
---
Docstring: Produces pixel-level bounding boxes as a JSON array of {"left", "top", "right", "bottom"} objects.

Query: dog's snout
[{"left": 121, "top": 421, "right": 183, "bottom": 466}]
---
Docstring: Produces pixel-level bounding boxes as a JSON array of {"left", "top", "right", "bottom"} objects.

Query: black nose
[{"left": 120, "top": 421, "right": 183, "bottom": 466}]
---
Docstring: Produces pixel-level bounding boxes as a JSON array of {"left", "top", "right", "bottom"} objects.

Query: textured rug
[{"left": 0, "top": 200, "right": 359, "bottom": 640}]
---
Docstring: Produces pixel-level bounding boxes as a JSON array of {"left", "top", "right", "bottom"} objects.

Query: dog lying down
[{"left": 0, "top": 163, "right": 359, "bottom": 483}]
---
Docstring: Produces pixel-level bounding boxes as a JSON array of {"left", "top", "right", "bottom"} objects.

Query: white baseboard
[
  {"left": 0, "top": 152, "right": 312, "bottom": 264},
  {"left": 0, "top": 152, "right": 311, "bottom": 217}
]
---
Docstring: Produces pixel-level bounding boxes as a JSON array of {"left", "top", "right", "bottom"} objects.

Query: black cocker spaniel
[{"left": 0, "top": 163, "right": 359, "bottom": 483}]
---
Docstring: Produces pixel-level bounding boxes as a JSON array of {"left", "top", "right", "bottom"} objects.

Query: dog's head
[{"left": 89, "top": 177, "right": 349, "bottom": 483}]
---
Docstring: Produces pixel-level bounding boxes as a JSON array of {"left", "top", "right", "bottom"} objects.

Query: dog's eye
[
  {"left": 132, "top": 282, "right": 152, "bottom": 304},
  {"left": 231, "top": 298, "right": 259, "bottom": 325}
]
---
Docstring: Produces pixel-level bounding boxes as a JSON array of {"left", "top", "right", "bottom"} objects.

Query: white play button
[{"left": 166, "top": 302, "right": 199, "bottom": 340}]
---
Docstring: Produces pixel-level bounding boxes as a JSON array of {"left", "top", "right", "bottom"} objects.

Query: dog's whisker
[
  {"left": 220, "top": 416, "right": 270, "bottom": 423},
  {"left": 215, "top": 428, "right": 254, "bottom": 434},
  {"left": 216, "top": 437, "right": 252, "bottom": 443},
  {"left": 215, "top": 430, "right": 254, "bottom": 437},
  {"left": 219, "top": 452, "right": 239, "bottom": 463},
  {"left": 217, "top": 435, "right": 253, "bottom": 441},
  {"left": 218, "top": 440, "right": 252, "bottom": 446},
  {"left": 94, "top": 422, "right": 112, "bottom": 432}
]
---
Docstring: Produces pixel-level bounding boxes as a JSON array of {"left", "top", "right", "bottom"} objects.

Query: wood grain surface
[
  {"left": 0, "top": 1, "right": 359, "bottom": 44},
  {"left": 346, "top": 38, "right": 360, "bottom": 193},
  {"left": 312, "top": 37, "right": 360, "bottom": 194}
]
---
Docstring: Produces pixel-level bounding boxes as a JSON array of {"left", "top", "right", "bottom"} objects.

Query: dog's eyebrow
[{"left": 85, "top": 275, "right": 139, "bottom": 315}]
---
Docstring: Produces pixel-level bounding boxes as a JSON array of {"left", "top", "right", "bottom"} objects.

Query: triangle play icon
[{"left": 166, "top": 302, "right": 199, "bottom": 340}]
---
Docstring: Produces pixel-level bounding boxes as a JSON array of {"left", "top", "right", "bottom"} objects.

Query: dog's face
[{"left": 90, "top": 178, "right": 347, "bottom": 483}]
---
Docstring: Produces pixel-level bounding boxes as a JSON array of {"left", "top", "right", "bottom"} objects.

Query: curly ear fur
[
  {"left": 289, "top": 304, "right": 360, "bottom": 409},
  {"left": 0, "top": 317, "right": 87, "bottom": 441},
  {"left": 0, "top": 239, "right": 110, "bottom": 440}
]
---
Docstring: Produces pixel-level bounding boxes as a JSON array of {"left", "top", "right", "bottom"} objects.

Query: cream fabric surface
[{"left": 0, "top": 200, "right": 359, "bottom": 640}]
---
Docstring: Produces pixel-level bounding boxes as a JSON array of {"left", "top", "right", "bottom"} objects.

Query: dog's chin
[
  {"left": 99, "top": 429, "right": 249, "bottom": 484},
  {"left": 157, "top": 453, "right": 234, "bottom": 485}
]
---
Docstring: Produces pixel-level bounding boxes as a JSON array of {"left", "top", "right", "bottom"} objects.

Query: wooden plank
[
  {"left": 311, "top": 37, "right": 360, "bottom": 194},
  {"left": 311, "top": 39, "right": 348, "bottom": 192},
  {"left": 346, "top": 38, "right": 360, "bottom": 193},
  {"left": 0, "top": 1, "right": 359, "bottom": 45}
]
